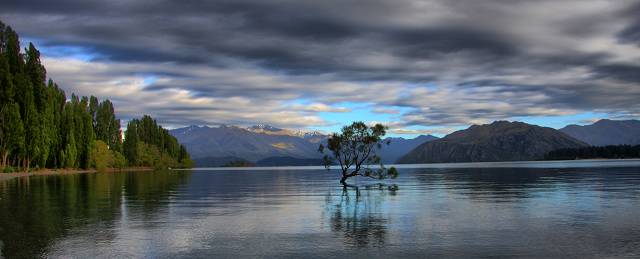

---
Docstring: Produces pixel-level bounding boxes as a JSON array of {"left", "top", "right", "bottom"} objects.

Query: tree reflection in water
[
  {"left": 324, "top": 183, "right": 398, "bottom": 248},
  {"left": 0, "top": 170, "right": 190, "bottom": 258}
]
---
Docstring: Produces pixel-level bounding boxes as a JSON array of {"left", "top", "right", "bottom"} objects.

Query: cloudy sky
[{"left": 1, "top": 0, "right": 639, "bottom": 136}]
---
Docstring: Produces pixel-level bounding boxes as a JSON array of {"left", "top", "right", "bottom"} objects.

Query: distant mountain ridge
[
  {"left": 170, "top": 125, "right": 322, "bottom": 162},
  {"left": 247, "top": 124, "right": 325, "bottom": 138},
  {"left": 560, "top": 119, "right": 640, "bottom": 146},
  {"left": 398, "top": 121, "right": 588, "bottom": 163},
  {"left": 378, "top": 135, "right": 438, "bottom": 163},
  {"left": 170, "top": 124, "right": 436, "bottom": 167}
]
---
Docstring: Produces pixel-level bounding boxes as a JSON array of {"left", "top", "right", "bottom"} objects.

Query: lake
[{"left": 1, "top": 160, "right": 640, "bottom": 258}]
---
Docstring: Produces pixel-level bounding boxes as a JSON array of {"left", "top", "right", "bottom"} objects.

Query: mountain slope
[
  {"left": 398, "top": 121, "right": 587, "bottom": 163},
  {"left": 560, "top": 119, "right": 640, "bottom": 146},
  {"left": 170, "top": 125, "right": 322, "bottom": 162},
  {"left": 378, "top": 135, "right": 438, "bottom": 163}
]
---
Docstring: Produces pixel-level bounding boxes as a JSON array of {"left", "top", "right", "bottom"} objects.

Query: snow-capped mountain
[{"left": 246, "top": 124, "right": 327, "bottom": 138}]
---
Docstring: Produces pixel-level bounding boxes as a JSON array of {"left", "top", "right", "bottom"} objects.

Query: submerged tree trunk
[
  {"left": 340, "top": 169, "right": 349, "bottom": 184},
  {"left": 340, "top": 175, "right": 348, "bottom": 184},
  {"left": 339, "top": 171, "right": 358, "bottom": 185}
]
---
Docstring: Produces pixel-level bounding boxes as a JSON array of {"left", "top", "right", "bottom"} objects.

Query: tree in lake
[{"left": 319, "top": 121, "right": 399, "bottom": 185}]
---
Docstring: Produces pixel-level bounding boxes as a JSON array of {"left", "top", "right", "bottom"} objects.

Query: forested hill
[
  {"left": 0, "top": 20, "right": 192, "bottom": 172},
  {"left": 545, "top": 145, "right": 640, "bottom": 160}
]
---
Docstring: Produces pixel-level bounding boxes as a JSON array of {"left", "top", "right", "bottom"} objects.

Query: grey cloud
[
  {"left": 592, "top": 64, "right": 640, "bottom": 83},
  {"left": 1, "top": 0, "right": 639, "bottom": 128},
  {"left": 617, "top": 2, "right": 640, "bottom": 45}
]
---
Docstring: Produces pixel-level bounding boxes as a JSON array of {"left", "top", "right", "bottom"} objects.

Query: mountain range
[
  {"left": 170, "top": 125, "right": 320, "bottom": 163},
  {"left": 560, "top": 119, "right": 640, "bottom": 146},
  {"left": 172, "top": 119, "right": 639, "bottom": 166},
  {"left": 397, "top": 121, "right": 588, "bottom": 163},
  {"left": 169, "top": 125, "right": 437, "bottom": 166}
]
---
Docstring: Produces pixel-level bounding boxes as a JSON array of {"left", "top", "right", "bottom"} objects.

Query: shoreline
[
  {"left": 186, "top": 158, "right": 640, "bottom": 171},
  {"left": 0, "top": 167, "right": 154, "bottom": 182}
]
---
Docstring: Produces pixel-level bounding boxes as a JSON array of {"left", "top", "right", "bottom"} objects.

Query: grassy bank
[{"left": 0, "top": 167, "right": 154, "bottom": 182}]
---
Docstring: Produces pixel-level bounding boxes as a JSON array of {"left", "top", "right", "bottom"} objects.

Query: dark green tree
[
  {"left": 0, "top": 21, "right": 6, "bottom": 51},
  {"left": 545, "top": 145, "right": 640, "bottom": 160},
  {"left": 0, "top": 55, "right": 14, "bottom": 104},
  {"left": 0, "top": 102, "right": 24, "bottom": 169},
  {"left": 25, "top": 43, "right": 47, "bottom": 111},
  {"left": 76, "top": 96, "right": 96, "bottom": 169},
  {"left": 24, "top": 43, "right": 55, "bottom": 168},
  {"left": 94, "top": 99, "right": 122, "bottom": 152},
  {"left": 123, "top": 121, "right": 139, "bottom": 165},
  {"left": 61, "top": 129, "right": 78, "bottom": 168},
  {"left": 3, "top": 26, "right": 22, "bottom": 75},
  {"left": 89, "top": 95, "right": 99, "bottom": 124},
  {"left": 23, "top": 99, "right": 46, "bottom": 171},
  {"left": 44, "top": 80, "right": 66, "bottom": 168},
  {"left": 123, "top": 115, "right": 192, "bottom": 168}
]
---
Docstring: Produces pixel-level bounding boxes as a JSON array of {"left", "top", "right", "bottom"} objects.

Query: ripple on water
[{"left": 0, "top": 164, "right": 639, "bottom": 258}]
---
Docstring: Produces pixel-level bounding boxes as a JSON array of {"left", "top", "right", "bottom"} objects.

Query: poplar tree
[
  {"left": 0, "top": 103, "right": 24, "bottom": 169},
  {"left": 0, "top": 19, "right": 191, "bottom": 171}
]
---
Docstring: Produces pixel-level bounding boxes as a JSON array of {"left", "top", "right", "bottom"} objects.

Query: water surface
[{"left": 1, "top": 161, "right": 640, "bottom": 258}]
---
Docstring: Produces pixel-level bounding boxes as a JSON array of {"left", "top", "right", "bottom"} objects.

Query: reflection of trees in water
[
  {"left": 123, "top": 170, "right": 191, "bottom": 218},
  {"left": 0, "top": 171, "right": 190, "bottom": 258},
  {"left": 324, "top": 183, "right": 398, "bottom": 248}
]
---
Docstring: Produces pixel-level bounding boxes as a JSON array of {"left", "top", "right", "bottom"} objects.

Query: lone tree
[{"left": 319, "top": 121, "right": 399, "bottom": 185}]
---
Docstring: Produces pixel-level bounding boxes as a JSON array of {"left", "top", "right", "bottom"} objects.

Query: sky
[{"left": 1, "top": 0, "right": 639, "bottom": 137}]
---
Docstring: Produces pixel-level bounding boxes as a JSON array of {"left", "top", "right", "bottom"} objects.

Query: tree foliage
[
  {"left": 123, "top": 115, "right": 193, "bottom": 168},
  {"left": 545, "top": 145, "right": 640, "bottom": 160},
  {"left": 90, "top": 140, "right": 114, "bottom": 172},
  {"left": 319, "top": 121, "right": 398, "bottom": 184},
  {"left": 0, "top": 19, "right": 191, "bottom": 171},
  {"left": 0, "top": 103, "right": 24, "bottom": 168}
]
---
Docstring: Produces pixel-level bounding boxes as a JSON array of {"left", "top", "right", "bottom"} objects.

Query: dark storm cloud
[
  {"left": 1, "top": 0, "right": 639, "bottom": 129},
  {"left": 620, "top": 24, "right": 640, "bottom": 44},
  {"left": 617, "top": 2, "right": 640, "bottom": 45},
  {"left": 592, "top": 64, "right": 640, "bottom": 83},
  {"left": 387, "top": 27, "right": 520, "bottom": 59}
]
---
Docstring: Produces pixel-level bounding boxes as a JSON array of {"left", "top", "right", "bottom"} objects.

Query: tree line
[
  {"left": 123, "top": 115, "right": 193, "bottom": 169},
  {"left": 0, "top": 20, "right": 192, "bottom": 172},
  {"left": 544, "top": 145, "right": 640, "bottom": 160}
]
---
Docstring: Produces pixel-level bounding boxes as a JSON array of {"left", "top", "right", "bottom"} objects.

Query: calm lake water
[{"left": 1, "top": 160, "right": 640, "bottom": 258}]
